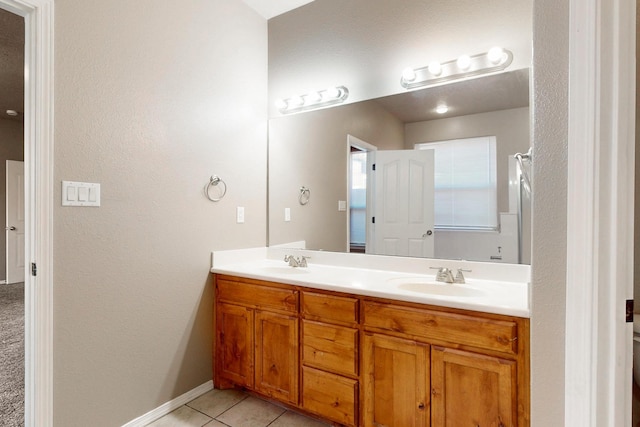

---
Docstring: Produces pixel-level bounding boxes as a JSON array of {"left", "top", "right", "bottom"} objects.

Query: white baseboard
[{"left": 121, "top": 380, "right": 213, "bottom": 427}]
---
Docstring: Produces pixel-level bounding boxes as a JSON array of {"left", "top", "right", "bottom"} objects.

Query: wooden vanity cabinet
[
  {"left": 215, "top": 276, "right": 299, "bottom": 405},
  {"left": 431, "top": 346, "right": 517, "bottom": 427},
  {"left": 362, "top": 333, "right": 430, "bottom": 427},
  {"left": 362, "top": 300, "right": 528, "bottom": 427},
  {"left": 300, "top": 292, "right": 359, "bottom": 426},
  {"left": 214, "top": 274, "right": 529, "bottom": 427}
]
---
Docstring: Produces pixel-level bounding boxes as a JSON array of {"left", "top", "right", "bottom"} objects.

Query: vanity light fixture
[
  {"left": 275, "top": 86, "right": 349, "bottom": 114},
  {"left": 400, "top": 47, "right": 513, "bottom": 90}
]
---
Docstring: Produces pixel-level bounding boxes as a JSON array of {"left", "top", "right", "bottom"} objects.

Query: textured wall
[
  {"left": 53, "top": 0, "right": 267, "bottom": 425},
  {"left": 0, "top": 119, "right": 24, "bottom": 281},
  {"left": 530, "top": 0, "right": 569, "bottom": 424}
]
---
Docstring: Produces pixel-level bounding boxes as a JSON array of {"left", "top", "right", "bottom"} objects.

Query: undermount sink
[
  {"left": 389, "top": 277, "right": 486, "bottom": 297},
  {"left": 258, "top": 266, "right": 311, "bottom": 275}
]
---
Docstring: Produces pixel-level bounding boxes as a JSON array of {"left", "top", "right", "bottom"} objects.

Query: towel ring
[
  {"left": 299, "top": 186, "right": 310, "bottom": 205},
  {"left": 204, "top": 175, "right": 227, "bottom": 202}
]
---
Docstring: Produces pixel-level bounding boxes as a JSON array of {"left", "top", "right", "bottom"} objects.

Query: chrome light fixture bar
[
  {"left": 401, "top": 47, "right": 513, "bottom": 89},
  {"left": 275, "top": 86, "right": 349, "bottom": 114}
]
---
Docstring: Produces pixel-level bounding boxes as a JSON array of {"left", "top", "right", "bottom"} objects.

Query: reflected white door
[
  {"left": 6, "top": 160, "right": 25, "bottom": 284},
  {"left": 370, "top": 150, "right": 434, "bottom": 257}
]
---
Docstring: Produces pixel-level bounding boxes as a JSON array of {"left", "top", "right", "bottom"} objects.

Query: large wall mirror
[{"left": 267, "top": 0, "right": 533, "bottom": 264}]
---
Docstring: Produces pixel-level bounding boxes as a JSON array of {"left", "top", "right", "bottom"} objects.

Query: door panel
[
  {"left": 371, "top": 150, "right": 434, "bottom": 257},
  {"left": 6, "top": 160, "right": 24, "bottom": 284}
]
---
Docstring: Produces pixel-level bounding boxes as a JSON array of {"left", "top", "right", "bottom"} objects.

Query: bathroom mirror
[{"left": 267, "top": 0, "right": 532, "bottom": 264}]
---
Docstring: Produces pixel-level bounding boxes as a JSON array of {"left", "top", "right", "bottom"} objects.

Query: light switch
[
  {"left": 236, "top": 207, "right": 245, "bottom": 223},
  {"left": 78, "top": 187, "right": 88, "bottom": 201},
  {"left": 338, "top": 200, "right": 347, "bottom": 211},
  {"left": 284, "top": 208, "right": 291, "bottom": 222},
  {"left": 66, "top": 185, "right": 77, "bottom": 201},
  {"left": 62, "top": 181, "right": 101, "bottom": 207}
]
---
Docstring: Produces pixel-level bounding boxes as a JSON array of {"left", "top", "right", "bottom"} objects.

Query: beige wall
[
  {"left": 0, "top": 119, "right": 24, "bottom": 281},
  {"left": 404, "top": 107, "right": 531, "bottom": 215},
  {"left": 530, "top": 0, "right": 569, "bottom": 424},
  {"left": 53, "top": 0, "right": 267, "bottom": 425},
  {"left": 269, "top": 101, "right": 404, "bottom": 250}
]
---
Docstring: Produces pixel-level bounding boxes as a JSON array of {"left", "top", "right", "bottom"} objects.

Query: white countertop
[{"left": 210, "top": 247, "right": 530, "bottom": 318}]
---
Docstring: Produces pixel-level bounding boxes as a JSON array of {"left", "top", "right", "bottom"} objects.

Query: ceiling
[
  {"left": 374, "top": 68, "right": 530, "bottom": 124},
  {"left": 241, "top": 0, "right": 315, "bottom": 19},
  {"left": 0, "top": 8, "right": 24, "bottom": 122}
]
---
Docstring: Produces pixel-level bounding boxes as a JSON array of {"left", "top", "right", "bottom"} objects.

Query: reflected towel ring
[
  {"left": 204, "top": 175, "right": 227, "bottom": 202},
  {"left": 299, "top": 186, "right": 310, "bottom": 205}
]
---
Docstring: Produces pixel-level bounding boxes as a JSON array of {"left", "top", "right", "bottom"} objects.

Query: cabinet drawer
[
  {"left": 216, "top": 277, "right": 298, "bottom": 313},
  {"left": 302, "top": 292, "right": 358, "bottom": 325},
  {"left": 302, "top": 320, "right": 358, "bottom": 377},
  {"left": 363, "top": 301, "right": 518, "bottom": 354},
  {"left": 302, "top": 366, "right": 358, "bottom": 427}
]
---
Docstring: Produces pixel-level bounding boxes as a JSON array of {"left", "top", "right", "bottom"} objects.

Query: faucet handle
[
  {"left": 454, "top": 268, "right": 472, "bottom": 284},
  {"left": 299, "top": 256, "right": 310, "bottom": 267},
  {"left": 430, "top": 267, "right": 454, "bottom": 283}
]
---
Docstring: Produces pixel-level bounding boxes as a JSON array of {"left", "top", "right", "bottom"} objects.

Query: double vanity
[{"left": 210, "top": 247, "right": 530, "bottom": 426}]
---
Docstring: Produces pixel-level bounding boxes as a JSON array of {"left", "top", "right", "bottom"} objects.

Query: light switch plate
[
  {"left": 62, "top": 181, "right": 100, "bottom": 207},
  {"left": 338, "top": 200, "right": 347, "bottom": 211},
  {"left": 284, "top": 208, "right": 291, "bottom": 222},
  {"left": 236, "top": 207, "right": 245, "bottom": 223}
]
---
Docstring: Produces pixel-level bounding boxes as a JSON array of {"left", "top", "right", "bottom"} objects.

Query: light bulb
[
  {"left": 289, "top": 95, "right": 304, "bottom": 108},
  {"left": 402, "top": 67, "right": 417, "bottom": 82},
  {"left": 435, "top": 105, "right": 449, "bottom": 114},
  {"left": 488, "top": 46, "right": 505, "bottom": 64},
  {"left": 428, "top": 61, "right": 442, "bottom": 76},
  {"left": 324, "top": 87, "right": 341, "bottom": 100},
  {"left": 274, "top": 99, "right": 288, "bottom": 110},
  {"left": 457, "top": 55, "right": 471, "bottom": 70},
  {"left": 305, "top": 91, "right": 322, "bottom": 104}
]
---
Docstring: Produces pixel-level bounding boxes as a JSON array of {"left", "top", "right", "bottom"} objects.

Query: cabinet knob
[{"left": 418, "top": 402, "right": 425, "bottom": 410}]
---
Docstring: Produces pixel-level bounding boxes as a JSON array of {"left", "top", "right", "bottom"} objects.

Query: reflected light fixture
[
  {"left": 6, "top": 109, "right": 18, "bottom": 116},
  {"left": 435, "top": 105, "right": 449, "bottom": 114},
  {"left": 401, "top": 47, "right": 513, "bottom": 90},
  {"left": 276, "top": 86, "right": 349, "bottom": 114}
]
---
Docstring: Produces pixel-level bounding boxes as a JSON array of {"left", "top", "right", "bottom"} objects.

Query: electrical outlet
[
  {"left": 285, "top": 207, "right": 291, "bottom": 222},
  {"left": 236, "top": 207, "right": 245, "bottom": 223}
]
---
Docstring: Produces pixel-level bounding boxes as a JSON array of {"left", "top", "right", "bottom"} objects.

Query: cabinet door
[
  {"left": 215, "top": 303, "right": 254, "bottom": 388},
  {"left": 255, "top": 310, "right": 299, "bottom": 404},
  {"left": 363, "top": 333, "right": 430, "bottom": 427},
  {"left": 431, "top": 346, "right": 517, "bottom": 427}
]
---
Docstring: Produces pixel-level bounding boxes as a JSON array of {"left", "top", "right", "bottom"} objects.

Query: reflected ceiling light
[
  {"left": 276, "top": 86, "right": 349, "bottom": 114},
  {"left": 435, "top": 105, "right": 449, "bottom": 114},
  {"left": 400, "top": 47, "right": 513, "bottom": 90},
  {"left": 6, "top": 110, "right": 18, "bottom": 116}
]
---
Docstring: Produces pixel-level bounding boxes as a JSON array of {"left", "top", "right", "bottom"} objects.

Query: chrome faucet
[
  {"left": 454, "top": 268, "right": 472, "bottom": 284},
  {"left": 284, "top": 255, "right": 309, "bottom": 268},
  {"left": 430, "top": 267, "right": 454, "bottom": 283}
]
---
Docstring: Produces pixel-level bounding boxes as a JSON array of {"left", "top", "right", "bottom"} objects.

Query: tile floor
[{"left": 146, "top": 388, "right": 330, "bottom": 427}]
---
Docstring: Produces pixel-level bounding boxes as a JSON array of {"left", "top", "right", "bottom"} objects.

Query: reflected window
[
  {"left": 416, "top": 136, "right": 498, "bottom": 230},
  {"left": 350, "top": 150, "right": 367, "bottom": 251}
]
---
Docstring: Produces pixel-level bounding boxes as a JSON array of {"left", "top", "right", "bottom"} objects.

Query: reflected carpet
[{"left": 0, "top": 282, "right": 24, "bottom": 427}]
